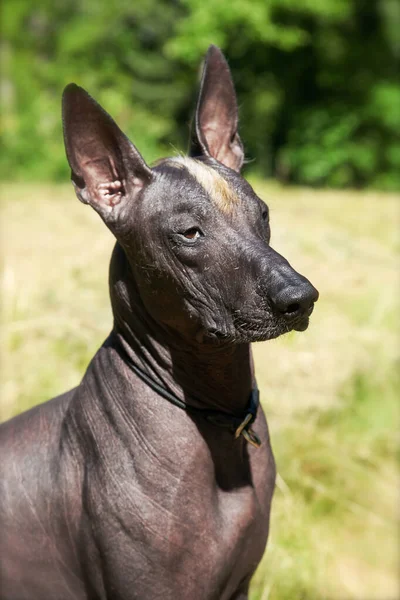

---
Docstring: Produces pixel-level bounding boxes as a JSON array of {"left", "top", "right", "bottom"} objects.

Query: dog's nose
[{"left": 271, "top": 282, "right": 319, "bottom": 320}]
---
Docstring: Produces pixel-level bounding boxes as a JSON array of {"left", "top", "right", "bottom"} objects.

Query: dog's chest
[
  {"left": 160, "top": 483, "right": 267, "bottom": 594},
  {"left": 85, "top": 429, "right": 273, "bottom": 599}
]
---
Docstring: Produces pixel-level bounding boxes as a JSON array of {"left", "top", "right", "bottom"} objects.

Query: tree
[{"left": 1, "top": 0, "right": 399, "bottom": 189}]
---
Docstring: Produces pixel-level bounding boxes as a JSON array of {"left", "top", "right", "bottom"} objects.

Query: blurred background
[
  {"left": 1, "top": 0, "right": 399, "bottom": 598},
  {"left": 2, "top": 0, "right": 400, "bottom": 187}
]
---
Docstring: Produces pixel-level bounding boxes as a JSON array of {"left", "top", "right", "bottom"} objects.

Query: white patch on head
[{"left": 167, "top": 156, "right": 239, "bottom": 213}]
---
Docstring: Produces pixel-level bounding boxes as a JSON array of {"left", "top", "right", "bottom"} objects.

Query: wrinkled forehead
[{"left": 152, "top": 156, "right": 248, "bottom": 215}]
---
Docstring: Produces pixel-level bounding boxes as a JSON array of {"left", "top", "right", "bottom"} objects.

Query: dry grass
[{"left": 1, "top": 180, "right": 399, "bottom": 599}]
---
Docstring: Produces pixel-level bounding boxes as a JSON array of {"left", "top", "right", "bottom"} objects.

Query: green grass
[
  {"left": 251, "top": 366, "right": 399, "bottom": 600},
  {"left": 1, "top": 181, "right": 399, "bottom": 599}
]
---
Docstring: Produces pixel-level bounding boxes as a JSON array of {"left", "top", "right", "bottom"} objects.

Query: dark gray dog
[{"left": 1, "top": 46, "right": 318, "bottom": 599}]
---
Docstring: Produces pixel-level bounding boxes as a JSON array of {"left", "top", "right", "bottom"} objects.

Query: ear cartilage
[{"left": 98, "top": 180, "right": 123, "bottom": 206}]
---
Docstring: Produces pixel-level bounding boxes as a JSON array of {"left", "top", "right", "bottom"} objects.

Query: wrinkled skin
[
  {"left": 124, "top": 159, "right": 301, "bottom": 344},
  {"left": 0, "top": 46, "right": 318, "bottom": 599}
]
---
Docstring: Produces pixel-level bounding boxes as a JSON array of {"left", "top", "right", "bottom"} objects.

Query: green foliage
[
  {"left": 1, "top": 0, "right": 399, "bottom": 189},
  {"left": 1, "top": 0, "right": 187, "bottom": 180}
]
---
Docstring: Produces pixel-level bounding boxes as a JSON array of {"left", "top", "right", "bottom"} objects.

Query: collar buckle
[
  {"left": 241, "top": 427, "right": 262, "bottom": 448},
  {"left": 234, "top": 413, "right": 253, "bottom": 439},
  {"left": 234, "top": 407, "right": 262, "bottom": 449}
]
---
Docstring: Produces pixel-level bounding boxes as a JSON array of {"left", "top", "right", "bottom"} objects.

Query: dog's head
[{"left": 62, "top": 45, "right": 318, "bottom": 345}]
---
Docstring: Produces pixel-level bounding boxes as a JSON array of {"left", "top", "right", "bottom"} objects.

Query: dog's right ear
[
  {"left": 190, "top": 46, "right": 244, "bottom": 172},
  {"left": 62, "top": 84, "right": 152, "bottom": 224}
]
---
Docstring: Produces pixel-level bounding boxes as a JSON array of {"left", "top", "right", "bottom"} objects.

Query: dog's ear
[
  {"left": 62, "top": 84, "right": 152, "bottom": 223},
  {"left": 191, "top": 45, "right": 244, "bottom": 172}
]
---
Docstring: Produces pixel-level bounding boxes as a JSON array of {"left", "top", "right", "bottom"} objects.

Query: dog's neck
[{"left": 108, "top": 243, "right": 253, "bottom": 416}]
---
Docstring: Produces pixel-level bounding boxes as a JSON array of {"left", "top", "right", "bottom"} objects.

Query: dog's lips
[
  {"left": 202, "top": 321, "right": 288, "bottom": 344},
  {"left": 292, "top": 317, "right": 310, "bottom": 332},
  {"left": 199, "top": 306, "right": 314, "bottom": 343},
  {"left": 203, "top": 328, "right": 229, "bottom": 342}
]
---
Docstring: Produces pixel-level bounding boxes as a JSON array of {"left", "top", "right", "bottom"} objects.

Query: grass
[{"left": 1, "top": 180, "right": 399, "bottom": 599}]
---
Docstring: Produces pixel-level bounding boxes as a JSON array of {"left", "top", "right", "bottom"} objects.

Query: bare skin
[{"left": 0, "top": 46, "right": 317, "bottom": 599}]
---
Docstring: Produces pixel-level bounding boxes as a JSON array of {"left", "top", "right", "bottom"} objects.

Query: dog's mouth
[
  {"left": 292, "top": 317, "right": 310, "bottom": 332},
  {"left": 201, "top": 314, "right": 311, "bottom": 344},
  {"left": 193, "top": 296, "right": 316, "bottom": 345}
]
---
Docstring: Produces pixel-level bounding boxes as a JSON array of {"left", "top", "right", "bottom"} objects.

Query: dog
[{"left": 0, "top": 45, "right": 318, "bottom": 599}]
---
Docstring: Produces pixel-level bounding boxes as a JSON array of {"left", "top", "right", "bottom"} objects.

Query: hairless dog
[{"left": 1, "top": 46, "right": 318, "bottom": 599}]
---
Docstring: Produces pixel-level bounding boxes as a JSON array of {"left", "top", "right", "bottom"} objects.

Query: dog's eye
[
  {"left": 262, "top": 210, "right": 269, "bottom": 222},
  {"left": 181, "top": 227, "right": 202, "bottom": 241}
]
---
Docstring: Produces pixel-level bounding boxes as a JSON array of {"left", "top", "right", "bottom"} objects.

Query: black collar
[{"left": 126, "top": 357, "right": 261, "bottom": 448}]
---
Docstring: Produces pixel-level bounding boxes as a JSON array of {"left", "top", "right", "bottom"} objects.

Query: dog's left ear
[
  {"left": 62, "top": 84, "right": 153, "bottom": 224},
  {"left": 191, "top": 45, "right": 244, "bottom": 172}
]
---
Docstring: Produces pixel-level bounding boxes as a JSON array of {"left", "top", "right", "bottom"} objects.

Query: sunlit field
[{"left": 1, "top": 181, "right": 399, "bottom": 600}]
